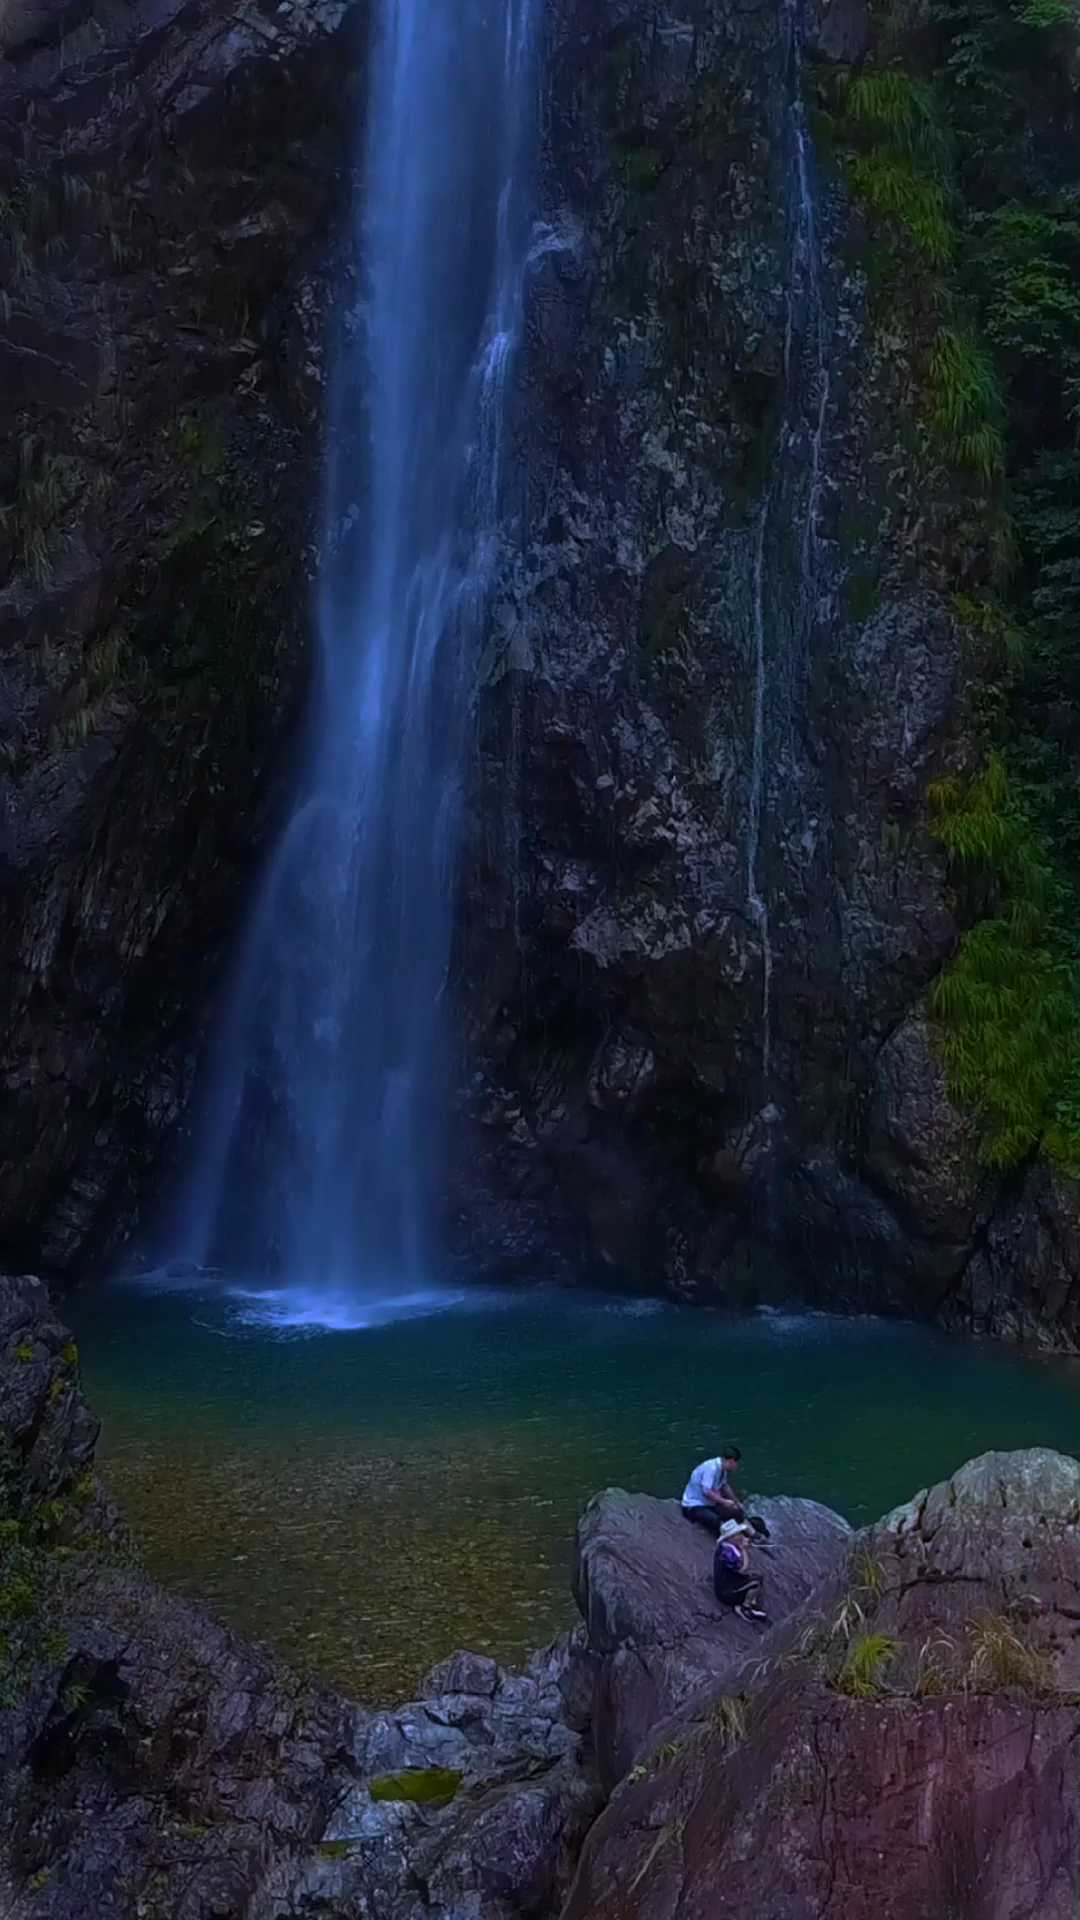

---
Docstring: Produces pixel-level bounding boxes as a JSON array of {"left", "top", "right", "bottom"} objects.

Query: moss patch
[{"left": 368, "top": 1768, "right": 464, "bottom": 1807}]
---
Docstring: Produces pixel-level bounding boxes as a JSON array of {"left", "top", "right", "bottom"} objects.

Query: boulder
[
  {"left": 574, "top": 1489, "right": 851, "bottom": 1787},
  {"left": 563, "top": 1449, "right": 1080, "bottom": 1920}
]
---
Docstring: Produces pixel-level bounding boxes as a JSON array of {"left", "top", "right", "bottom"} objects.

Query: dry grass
[
  {"left": 913, "top": 1632, "right": 958, "bottom": 1698},
  {"left": 966, "top": 1614, "right": 1052, "bottom": 1696}
]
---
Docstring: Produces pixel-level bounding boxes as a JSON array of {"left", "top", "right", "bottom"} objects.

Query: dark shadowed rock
[
  {"left": 864, "top": 1009, "right": 987, "bottom": 1247},
  {"left": 807, "top": 0, "right": 873, "bottom": 62},
  {"left": 0, "top": 0, "right": 362, "bottom": 1271},
  {"left": 574, "top": 1489, "right": 851, "bottom": 1787},
  {"left": 0, "top": 1273, "right": 116, "bottom": 1534},
  {"left": 563, "top": 1449, "right": 1080, "bottom": 1920},
  {"left": 945, "top": 1163, "right": 1080, "bottom": 1351}
]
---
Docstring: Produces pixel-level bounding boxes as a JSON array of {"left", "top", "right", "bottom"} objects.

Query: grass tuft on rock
[
  {"left": 927, "top": 329, "right": 1005, "bottom": 481},
  {"left": 966, "top": 1614, "right": 1052, "bottom": 1695},
  {"left": 835, "top": 1632, "right": 900, "bottom": 1699},
  {"left": 913, "top": 1632, "right": 958, "bottom": 1697}
]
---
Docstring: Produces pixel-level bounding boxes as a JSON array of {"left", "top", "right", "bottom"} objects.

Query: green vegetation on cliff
[{"left": 824, "top": 0, "right": 1080, "bottom": 1169}]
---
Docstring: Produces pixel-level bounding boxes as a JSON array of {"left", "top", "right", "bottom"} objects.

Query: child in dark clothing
[{"left": 713, "top": 1520, "right": 769, "bottom": 1623}]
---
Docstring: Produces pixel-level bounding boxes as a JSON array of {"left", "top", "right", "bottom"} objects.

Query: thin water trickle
[
  {"left": 167, "top": 1, "right": 538, "bottom": 1319},
  {"left": 745, "top": 0, "right": 830, "bottom": 1108},
  {"left": 748, "top": 494, "right": 773, "bottom": 1084}
]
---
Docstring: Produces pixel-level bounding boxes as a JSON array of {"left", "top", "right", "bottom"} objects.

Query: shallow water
[{"left": 72, "top": 1282, "right": 1080, "bottom": 1702}]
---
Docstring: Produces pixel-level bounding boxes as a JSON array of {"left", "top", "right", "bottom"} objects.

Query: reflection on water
[{"left": 72, "top": 1282, "right": 1080, "bottom": 1702}]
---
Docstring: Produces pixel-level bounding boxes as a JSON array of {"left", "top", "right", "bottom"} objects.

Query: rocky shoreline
[{"left": 3, "top": 1270, "right": 1080, "bottom": 1918}]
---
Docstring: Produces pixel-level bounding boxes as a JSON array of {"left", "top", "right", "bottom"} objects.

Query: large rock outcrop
[
  {"left": 574, "top": 1488, "right": 851, "bottom": 1787},
  {"left": 564, "top": 1447, "right": 1080, "bottom": 1920}
]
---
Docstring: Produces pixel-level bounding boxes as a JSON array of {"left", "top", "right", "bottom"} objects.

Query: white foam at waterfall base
[{"left": 225, "top": 1280, "right": 472, "bottom": 1332}]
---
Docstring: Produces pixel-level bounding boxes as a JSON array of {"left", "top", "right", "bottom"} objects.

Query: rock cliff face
[
  {"left": 450, "top": 0, "right": 1080, "bottom": 1340},
  {"left": 0, "top": 0, "right": 360, "bottom": 1272},
  {"left": 454, "top": 0, "right": 982, "bottom": 1304},
  {"left": 1, "top": 0, "right": 1077, "bottom": 1340}
]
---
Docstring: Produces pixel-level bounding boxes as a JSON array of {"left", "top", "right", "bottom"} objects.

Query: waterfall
[
  {"left": 170, "top": 0, "right": 537, "bottom": 1323},
  {"left": 745, "top": 0, "right": 830, "bottom": 1108}
]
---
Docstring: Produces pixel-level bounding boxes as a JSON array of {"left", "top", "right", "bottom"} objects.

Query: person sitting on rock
[
  {"left": 681, "top": 1445, "right": 745, "bottom": 1534},
  {"left": 713, "top": 1519, "right": 769, "bottom": 1624}
]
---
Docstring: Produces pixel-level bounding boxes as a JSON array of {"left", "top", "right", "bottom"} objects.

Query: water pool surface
[{"left": 72, "top": 1282, "right": 1080, "bottom": 1702}]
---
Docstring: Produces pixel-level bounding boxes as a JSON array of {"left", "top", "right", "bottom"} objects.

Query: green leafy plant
[
  {"left": 929, "top": 755, "right": 1080, "bottom": 1170},
  {"left": 1013, "top": 0, "right": 1072, "bottom": 25},
  {"left": 972, "top": 205, "right": 1080, "bottom": 367}
]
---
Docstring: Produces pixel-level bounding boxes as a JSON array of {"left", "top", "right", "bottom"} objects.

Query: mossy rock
[{"left": 368, "top": 1768, "right": 463, "bottom": 1807}]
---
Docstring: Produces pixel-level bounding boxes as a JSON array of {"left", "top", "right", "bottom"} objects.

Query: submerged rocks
[
  {"left": 574, "top": 1489, "right": 851, "bottom": 1787},
  {"left": 564, "top": 1448, "right": 1080, "bottom": 1920}
]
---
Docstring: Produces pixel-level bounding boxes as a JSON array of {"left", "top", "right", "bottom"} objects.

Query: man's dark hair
[{"left": 721, "top": 1444, "right": 742, "bottom": 1462}]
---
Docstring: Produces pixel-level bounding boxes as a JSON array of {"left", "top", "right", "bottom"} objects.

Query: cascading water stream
[
  {"left": 167, "top": 0, "right": 537, "bottom": 1324},
  {"left": 746, "top": 0, "right": 830, "bottom": 1106}
]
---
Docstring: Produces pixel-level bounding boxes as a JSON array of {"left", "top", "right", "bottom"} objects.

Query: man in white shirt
[{"left": 680, "top": 1445, "right": 744, "bottom": 1536}]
